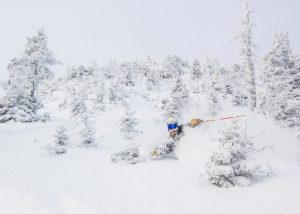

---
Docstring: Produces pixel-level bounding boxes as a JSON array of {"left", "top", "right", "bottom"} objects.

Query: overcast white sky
[{"left": 0, "top": 0, "right": 299, "bottom": 78}]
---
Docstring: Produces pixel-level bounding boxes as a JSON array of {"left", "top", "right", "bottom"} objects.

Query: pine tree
[
  {"left": 108, "top": 80, "right": 126, "bottom": 105},
  {"left": 120, "top": 62, "right": 135, "bottom": 87},
  {"left": 93, "top": 77, "right": 106, "bottom": 111},
  {"left": 207, "top": 86, "right": 221, "bottom": 116},
  {"left": 191, "top": 59, "right": 202, "bottom": 80},
  {"left": 206, "top": 122, "right": 270, "bottom": 187},
  {"left": 0, "top": 29, "right": 57, "bottom": 123},
  {"left": 53, "top": 126, "right": 69, "bottom": 154},
  {"left": 24, "top": 29, "right": 57, "bottom": 98},
  {"left": 69, "top": 88, "right": 87, "bottom": 118},
  {"left": 167, "top": 77, "right": 189, "bottom": 120},
  {"left": 190, "top": 59, "right": 203, "bottom": 93},
  {"left": 161, "top": 55, "right": 188, "bottom": 81},
  {"left": 144, "top": 56, "right": 161, "bottom": 90},
  {"left": 202, "top": 59, "right": 222, "bottom": 115},
  {"left": 229, "top": 64, "right": 249, "bottom": 106},
  {"left": 261, "top": 32, "right": 300, "bottom": 128},
  {"left": 120, "top": 106, "right": 141, "bottom": 141},
  {"left": 237, "top": 1, "right": 257, "bottom": 110},
  {"left": 80, "top": 115, "right": 96, "bottom": 145}
]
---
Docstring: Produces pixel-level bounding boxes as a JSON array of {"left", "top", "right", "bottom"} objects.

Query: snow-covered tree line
[{"left": 0, "top": 1, "right": 299, "bottom": 133}]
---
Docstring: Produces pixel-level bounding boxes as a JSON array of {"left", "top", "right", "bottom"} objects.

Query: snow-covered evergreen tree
[
  {"left": 206, "top": 121, "right": 271, "bottom": 187},
  {"left": 202, "top": 59, "right": 222, "bottom": 115},
  {"left": 191, "top": 59, "right": 202, "bottom": 80},
  {"left": 260, "top": 32, "right": 300, "bottom": 128},
  {"left": 80, "top": 115, "right": 96, "bottom": 146},
  {"left": 53, "top": 126, "right": 69, "bottom": 154},
  {"left": 144, "top": 56, "right": 161, "bottom": 90},
  {"left": 166, "top": 76, "right": 189, "bottom": 120},
  {"left": 0, "top": 29, "right": 57, "bottom": 123},
  {"left": 190, "top": 59, "right": 203, "bottom": 93},
  {"left": 161, "top": 55, "right": 188, "bottom": 81},
  {"left": 228, "top": 64, "right": 249, "bottom": 106},
  {"left": 108, "top": 80, "right": 126, "bottom": 105},
  {"left": 207, "top": 86, "right": 221, "bottom": 116},
  {"left": 93, "top": 77, "right": 106, "bottom": 111},
  {"left": 119, "top": 62, "right": 135, "bottom": 87},
  {"left": 120, "top": 105, "right": 141, "bottom": 142},
  {"left": 236, "top": 1, "right": 257, "bottom": 110},
  {"left": 66, "top": 63, "right": 96, "bottom": 81},
  {"left": 24, "top": 29, "right": 58, "bottom": 98},
  {"left": 69, "top": 88, "right": 87, "bottom": 118}
]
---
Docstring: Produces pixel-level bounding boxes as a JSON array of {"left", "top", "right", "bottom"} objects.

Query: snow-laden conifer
[
  {"left": 166, "top": 76, "right": 189, "bottom": 120},
  {"left": 119, "top": 62, "right": 135, "bottom": 87},
  {"left": 69, "top": 88, "right": 87, "bottom": 118},
  {"left": 202, "top": 59, "right": 222, "bottom": 115},
  {"left": 93, "top": 77, "right": 106, "bottom": 111},
  {"left": 260, "top": 32, "right": 300, "bottom": 128},
  {"left": 144, "top": 56, "right": 161, "bottom": 90},
  {"left": 190, "top": 59, "right": 203, "bottom": 93},
  {"left": 228, "top": 64, "right": 248, "bottom": 106},
  {"left": 111, "top": 105, "right": 143, "bottom": 164},
  {"left": 80, "top": 115, "right": 96, "bottom": 145},
  {"left": 120, "top": 105, "right": 141, "bottom": 141},
  {"left": 0, "top": 29, "right": 57, "bottom": 123},
  {"left": 191, "top": 59, "right": 202, "bottom": 80},
  {"left": 161, "top": 55, "right": 188, "bottom": 81},
  {"left": 236, "top": 1, "right": 257, "bottom": 110},
  {"left": 206, "top": 121, "right": 271, "bottom": 187},
  {"left": 53, "top": 126, "right": 69, "bottom": 154}
]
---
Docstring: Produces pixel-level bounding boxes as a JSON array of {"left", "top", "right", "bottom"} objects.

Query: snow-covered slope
[{"left": 0, "top": 85, "right": 300, "bottom": 214}]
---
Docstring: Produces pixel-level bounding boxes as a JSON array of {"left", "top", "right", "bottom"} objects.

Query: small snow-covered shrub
[
  {"left": 49, "top": 126, "right": 69, "bottom": 154},
  {"left": 206, "top": 121, "right": 271, "bottom": 187},
  {"left": 110, "top": 147, "right": 144, "bottom": 164}
]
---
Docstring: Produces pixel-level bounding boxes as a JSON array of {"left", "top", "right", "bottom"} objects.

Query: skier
[{"left": 151, "top": 117, "right": 202, "bottom": 159}]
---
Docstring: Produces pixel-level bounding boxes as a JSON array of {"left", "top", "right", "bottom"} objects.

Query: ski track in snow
[{"left": 0, "top": 88, "right": 300, "bottom": 214}]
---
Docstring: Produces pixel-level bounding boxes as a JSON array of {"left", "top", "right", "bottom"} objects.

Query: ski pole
[{"left": 201, "top": 115, "right": 246, "bottom": 123}]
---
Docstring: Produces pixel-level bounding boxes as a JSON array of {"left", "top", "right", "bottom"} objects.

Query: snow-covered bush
[
  {"left": 52, "top": 126, "right": 69, "bottom": 154},
  {"left": 206, "top": 121, "right": 271, "bottom": 187},
  {"left": 0, "top": 94, "right": 41, "bottom": 123},
  {"left": 110, "top": 147, "right": 144, "bottom": 164}
]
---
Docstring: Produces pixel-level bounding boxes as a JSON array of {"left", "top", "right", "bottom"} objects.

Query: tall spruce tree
[
  {"left": 237, "top": 1, "right": 257, "bottom": 110},
  {"left": 261, "top": 32, "right": 300, "bottom": 128},
  {"left": 167, "top": 76, "right": 189, "bottom": 120},
  {"left": 0, "top": 29, "right": 57, "bottom": 122}
]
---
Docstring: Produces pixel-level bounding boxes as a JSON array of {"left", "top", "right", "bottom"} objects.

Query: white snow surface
[{"left": 1, "top": 85, "right": 300, "bottom": 214}]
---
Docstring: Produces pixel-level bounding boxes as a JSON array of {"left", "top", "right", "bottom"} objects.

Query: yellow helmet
[{"left": 167, "top": 117, "right": 177, "bottom": 125}]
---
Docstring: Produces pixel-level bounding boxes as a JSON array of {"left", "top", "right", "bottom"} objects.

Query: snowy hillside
[
  {"left": 1, "top": 81, "right": 300, "bottom": 214},
  {"left": 1, "top": 1, "right": 300, "bottom": 214}
]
